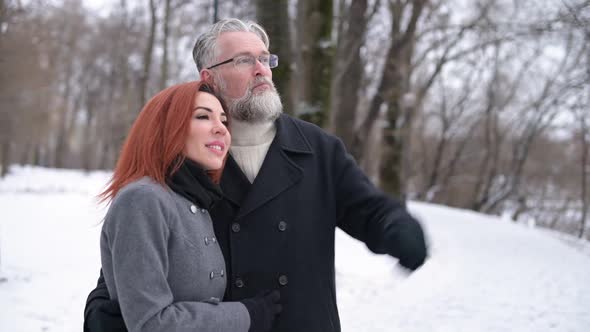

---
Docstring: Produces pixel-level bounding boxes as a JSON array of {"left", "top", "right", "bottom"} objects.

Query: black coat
[{"left": 210, "top": 114, "right": 427, "bottom": 331}]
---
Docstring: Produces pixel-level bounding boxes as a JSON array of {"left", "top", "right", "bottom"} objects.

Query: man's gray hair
[{"left": 192, "top": 18, "right": 270, "bottom": 72}]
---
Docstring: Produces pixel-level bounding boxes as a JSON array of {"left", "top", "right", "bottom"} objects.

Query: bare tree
[
  {"left": 476, "top": 29, "right": 585, "bottom": 214},
  {"left": 328, "top": 0, "right": 381, "bottom": 147},
  {"left": 159, "top": 0, "right": 172, "bottom": 90},
  {"left": 352, "top": 0, "right": 500, "bottom": 196},
  {"left": 256, "top": 0, "right": 294, "bottom": 113},
  {"left": 579, "top": 113, "right": 588, "bottom": 238},
  {"left": 295, "top": 0, "right": 334, "bottom": 126},
  {"left": 139, "top": 0, "right": 158, "bottom": 106},
  {"left": 413, "top": 64, "right": 482, "bottom": 201},
  {"left": 0, "top": 1, "right": 51, "bottom": 174}
]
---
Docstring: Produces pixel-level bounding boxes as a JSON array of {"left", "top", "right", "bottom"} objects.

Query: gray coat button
[
  {"left": 204, "top": 236, "right": 218, "bottom": 245},
  {"left": 231, "top": 223, "right": 241, "bottom": 233},
  {"left": 278, "top": 275, "right": 288, "bottom": 286},
  {"left": 278, "top": 221, "right": 287, "bottom": 231},
  {"left": 201, "top": 208, "right": 207, "bottom": 213},
  {"left": 204, "top": 297, "right": 220, "bottom": 305},
  {"left": 235, "top": 278, "right": 244, "bottom": 288},
  {"left": 190, "top": 205, "right": 197, "bottom": 214}
]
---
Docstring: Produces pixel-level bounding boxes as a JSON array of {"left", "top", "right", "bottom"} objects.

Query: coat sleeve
[
  {"left": 331, "top": 138, "right": 428, "bottom": 270},
  {"left": 101, "top": 184, "right": 250, "bottom": 332}
]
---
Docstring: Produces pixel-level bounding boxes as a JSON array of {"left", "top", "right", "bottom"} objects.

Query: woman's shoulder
[
  {"left": 109, "top": 177, "right": 174, "bottom": 212},
  {"left": 117, "top": 177, "right": 169, "bottom": 198},
  {"left": 103, "top": 177, "right": 176, "bottom": 232}
]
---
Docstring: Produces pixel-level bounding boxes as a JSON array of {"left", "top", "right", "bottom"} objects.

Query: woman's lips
[{"left": 205, "top": 142, "right": 225, "bottom": 155}]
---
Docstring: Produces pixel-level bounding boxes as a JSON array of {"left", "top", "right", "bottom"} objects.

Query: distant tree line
[{"left": 0, "top": 0, "right": 588, "bottom": 239}]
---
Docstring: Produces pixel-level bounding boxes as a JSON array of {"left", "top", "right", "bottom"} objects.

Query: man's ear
[{"left": 200, "top": 69, "right": 212, "bottom": 81}]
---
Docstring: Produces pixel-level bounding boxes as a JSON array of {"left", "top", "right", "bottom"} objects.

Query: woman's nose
[{"left": 213, "top": 121, "right": 228, "bottom": 135}]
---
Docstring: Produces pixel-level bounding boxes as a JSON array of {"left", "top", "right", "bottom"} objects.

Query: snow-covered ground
[{"left": 1, "top": 165, "right": 589, "bottom": 332}]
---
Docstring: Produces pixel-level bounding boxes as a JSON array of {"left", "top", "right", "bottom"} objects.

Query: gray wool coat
[{"left": 100, "top": 177, "right": 250, "bottom": 332}]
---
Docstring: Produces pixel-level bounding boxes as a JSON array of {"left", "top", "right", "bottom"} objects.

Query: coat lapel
[
  {"left": 219, "top": 155, "right": 251, "bottom": 207},
  {"left": 223, "top": 115, "right": 313, "bottom": 220}
]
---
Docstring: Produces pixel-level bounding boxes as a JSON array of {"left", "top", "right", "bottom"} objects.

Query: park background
[{"left": 1, "top": 0, "right": 588, "bottom": 238}]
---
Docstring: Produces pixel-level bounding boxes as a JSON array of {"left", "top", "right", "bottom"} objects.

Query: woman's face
[{"left": 184, "top": 92, "right": 230, "bottom": 170}]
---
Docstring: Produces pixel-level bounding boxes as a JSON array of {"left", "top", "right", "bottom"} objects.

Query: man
[{"left": 84, "top": 18, "right": 427, "bottom": 332}]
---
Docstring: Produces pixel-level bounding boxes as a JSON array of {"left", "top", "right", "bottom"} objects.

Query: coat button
[
  {"left": 235, "top": 278, "right": 244, "bottom": 288},
  {"left": 278, "top": 275, "right": 288, "bottom": 286},
  {"left": 205, "top": 297, "right": 220, "bottom": 305},
  {"left": 189, "top": 205, "right": 197, "bottom": 214},
  {"left": 201, "top": 208, "right": 207, "bottom": 213},
  {"left": 231, "top": 223, "right": 241, "bottom": 233},
  {"left": 278, "top": 221, "right": 287, "bottom": 231},
  {"left": 204, "top": 237, "right": 209, "bottom": 245}
]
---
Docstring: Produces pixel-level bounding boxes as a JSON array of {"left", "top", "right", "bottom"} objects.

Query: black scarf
[{"left": 166, "top": 158, "right": 223, "bottom": 211}]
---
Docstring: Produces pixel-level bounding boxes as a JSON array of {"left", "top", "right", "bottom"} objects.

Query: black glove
[
  {"left": 240, "top": 290, "right": 282, "bottom": 332},
  {"left": 84, "top": 272, "right": 126, "bottom": 332},
  {"left": 394, "top": 216, "right": 428, "bottom": 271},
  {"left": 84, "top": 299, "right": 127, "bottom": 332}
]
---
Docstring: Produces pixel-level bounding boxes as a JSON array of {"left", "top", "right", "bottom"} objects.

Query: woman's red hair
[{"left": 99, "top": 80, "right": 228, "bottom": 203}]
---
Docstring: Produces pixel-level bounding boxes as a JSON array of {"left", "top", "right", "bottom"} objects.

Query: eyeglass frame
[{"left": 206, "top": 53, "right": 279, "bottom": 70}]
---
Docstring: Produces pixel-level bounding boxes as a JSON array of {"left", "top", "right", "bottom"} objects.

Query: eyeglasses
[{"left": 207, "top": 54, "right": 279, "bottom": 70}]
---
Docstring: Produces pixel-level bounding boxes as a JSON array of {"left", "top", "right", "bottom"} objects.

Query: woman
[{"left": 98, "top": 81, "right": 281, "bottom": 332}]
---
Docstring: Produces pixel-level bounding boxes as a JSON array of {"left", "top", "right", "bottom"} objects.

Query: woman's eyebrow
[{"left": 193, "top": 106, "right": 213, "bottom": 112}]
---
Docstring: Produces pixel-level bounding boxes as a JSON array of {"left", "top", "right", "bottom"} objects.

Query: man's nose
[{"left": 252, "top": 58, "right": 271, "bottom": 77}]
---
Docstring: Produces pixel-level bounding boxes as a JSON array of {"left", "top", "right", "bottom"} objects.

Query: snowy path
[
  {"left": 336, "top": 203, "right": 590, "bottom": 331},
  {"left": 1, "top": 167, "right": 589, "bottom": 331}
]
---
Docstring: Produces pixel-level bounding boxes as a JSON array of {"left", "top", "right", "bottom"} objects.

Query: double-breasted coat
[
  {"left": 100, "top": 178, "right": 250, "bottom": 332},
  {"left": 210, "top": 114, "right": 427, "bottom": 331}
]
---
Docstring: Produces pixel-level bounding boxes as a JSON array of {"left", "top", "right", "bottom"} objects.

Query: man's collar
[{"left": 274, "top": 114, "right": 313, "bottom": 154}]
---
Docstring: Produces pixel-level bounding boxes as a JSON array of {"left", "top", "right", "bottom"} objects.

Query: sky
[{"left": 0, "top": 165, "right": 589, "bottom": 331}]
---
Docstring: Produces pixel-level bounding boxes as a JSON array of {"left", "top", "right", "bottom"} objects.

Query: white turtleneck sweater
[{"left": 229, "top": 119, "right": 277, "bottom": 183}]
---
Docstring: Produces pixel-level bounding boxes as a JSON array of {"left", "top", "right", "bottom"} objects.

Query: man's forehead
[{"left": 216, "top": 31, "right": 268, "bottom": 57}]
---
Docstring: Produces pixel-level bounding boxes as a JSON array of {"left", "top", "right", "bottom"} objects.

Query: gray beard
[{"left": 216, "top": 77, "right": 283, "bottom": 124}]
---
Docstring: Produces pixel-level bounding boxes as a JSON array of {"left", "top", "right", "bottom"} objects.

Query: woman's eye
[
  {"left": 195, "top": 114, "right": 209, "bottom": 120},
  {"left": 222, "top": 120, "right": 229, "bottom": 126}
]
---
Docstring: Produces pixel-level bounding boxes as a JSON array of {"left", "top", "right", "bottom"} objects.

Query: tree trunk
[
  {"left": 256, "top": 0, "right": 294, "bottom": 114},
  {"left": 329, "top": 0, "right": 366, "bottom": 146},
  {"left": 139, "top": 0, "right": 157, "bottom": 106},
  {"left": 579, "top": 113, "right": 588, "bottom": 238},
  {"left": 0, "top": 140, "right": 9, "bottom": 177},
  {"left": 159, "top": 0, "right": 171, "bottom": 90},
  {"left": 360, "top": 0, "right": 425, "bottom": 196},
  {"left": 296, "top": 0, "right": 333, "bottom": 127},
  {"left": 82, "top": 87, "right": 97, "bottom": 171},
  {"left": 379, "top": 103, "right": 405, "bottom": 197},
  {"left": 54, "top": 37, "right": 76, "bottom": 169}
]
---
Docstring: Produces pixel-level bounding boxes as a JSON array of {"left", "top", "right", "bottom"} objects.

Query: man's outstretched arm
[
  {"left": 332, "top": 139, "right": 428, "bottom": 271},
  {"left": 84, "top": 269, "right": 127, "bottom": 332}
]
